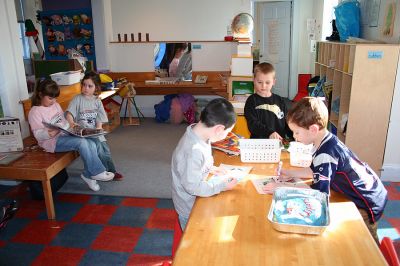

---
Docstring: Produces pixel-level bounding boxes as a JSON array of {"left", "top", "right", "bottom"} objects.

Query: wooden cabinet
[{"left": 315, "top": 41, "right": 400, "bottom": 175}]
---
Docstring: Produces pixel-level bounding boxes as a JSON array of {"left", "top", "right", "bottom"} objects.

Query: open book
[
  {"left": 43, "top": 121, "right": 107, "bottom": 138},
  {"left": 252, "top": 176, "right": 309, "bottom": 194},
  {"left": 211, "top": 132, "right": 242, "bottom": 156}
]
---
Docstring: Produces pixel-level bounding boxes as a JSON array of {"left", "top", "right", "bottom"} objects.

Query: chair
[
  {"left": 380, "top": 237, "right": 400, "bottom": 266},
  {"left": 172, "top": 211, "right": 183, "bottom": 258}
]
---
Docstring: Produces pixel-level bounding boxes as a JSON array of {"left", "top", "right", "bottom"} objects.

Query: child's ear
[
  {"left": 309, "top": 124, "right": 319, "bottom": 134},
  {"left": 214, "top": 124, "right": 225, "bottom": 134}
]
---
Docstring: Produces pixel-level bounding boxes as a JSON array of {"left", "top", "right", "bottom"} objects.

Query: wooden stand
[{"left": 120, "top": 96, "right": 144, "bottom": 126}]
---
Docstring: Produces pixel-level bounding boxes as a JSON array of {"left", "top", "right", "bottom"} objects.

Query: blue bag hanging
[
  {"left": 310, "top": 76, "right": 326, "bottom": 98},
  {"left": 334, "top": 0, "right": 361, "bottom": 42}
]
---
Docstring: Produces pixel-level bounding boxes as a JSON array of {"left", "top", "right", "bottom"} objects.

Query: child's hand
[
  {"left": 223, "top": 177, "right": 238, "bottom": 190},
  {"left": 210, "top": 166, "right": 228, "bottom": 176},
  {"left": 269, "top": 132, "right": 283, "bottom": 140},
  {"left": 278, "top": 169, "right": 294, "bottom": 182},
  {"left": 48, "top": 128, "right": 60, "bottom": 138}
]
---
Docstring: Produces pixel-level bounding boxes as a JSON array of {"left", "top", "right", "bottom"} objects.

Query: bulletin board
[{"left": 39, "top": 9, "right": 96, "bottom": 67}]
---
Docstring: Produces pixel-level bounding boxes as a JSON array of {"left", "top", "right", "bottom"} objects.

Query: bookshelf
[{"left": 315, "top": 41, "right": 400, "bottom": 175}]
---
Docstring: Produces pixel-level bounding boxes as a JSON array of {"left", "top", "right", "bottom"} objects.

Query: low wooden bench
[{"left": 0, "top": 138, "right": 78, "bottom": 219}]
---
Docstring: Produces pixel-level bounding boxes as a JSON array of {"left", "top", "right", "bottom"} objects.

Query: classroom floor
[{"left": 0, "top": 182, "right": 399, "bottom": 265}]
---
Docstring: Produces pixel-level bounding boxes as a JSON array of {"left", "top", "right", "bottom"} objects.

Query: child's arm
[
  {"left": 96, "top": 99, "right": 108, "bottom": 129},
  {"left": 279, "top": 167, "right": 313, "bottom": 180},
  {"left": 28, "top": 108, "right": 57, "bottom": 140},
  {"left": 65, "top": 111, "right": 77, "bottom": 128}
]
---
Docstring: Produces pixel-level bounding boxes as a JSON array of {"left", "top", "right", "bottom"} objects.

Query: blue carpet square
[
  {"left": 0, "top": 185, "right": 13, "bottom": 194},
  {"left": 134, "top": 229, "right": 173, "bottom": 256},
  {"left": 108, "top": 206, "right": 152, "bottom": 227},
  {"left": 378, "top": 218, "right": 400, "bottom": 241},
  {"left": 88, "top": 195, "right": 124, "bottom": 205},
  {"left": 383, "top": 200, "right": 400, "bottom": 218},
  {"left": 156, "top": 199, "right": 174, "bottom": 209},
  {"left": 38, "top": 201, "right": 83, "bottom": 221},
  {"left": 51, "top": 223, "right": 103, "bottom": 248},
  {"left": 0, "top": 242, "right": 43, "bottom": 265},
  {"left": 0, "top": 218, "right": 29, "bottom": 241},
  {"left": 79, "top": 250, "right": 129, "bottom": 266}
]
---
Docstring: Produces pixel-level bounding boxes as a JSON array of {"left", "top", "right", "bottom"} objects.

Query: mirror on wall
[{"left": 154, "top": 42, "right": 192, "bottom": 80}]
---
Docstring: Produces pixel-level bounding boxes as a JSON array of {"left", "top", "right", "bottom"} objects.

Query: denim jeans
[
  {"left": 55, "top": 135, "right": 105, "bottom": 178},
  {"left": 178, "top": 215, "right": 188, "bottom": 230},
  {"left": 90, "top": 139, "right": 116, "bottom": 173}
]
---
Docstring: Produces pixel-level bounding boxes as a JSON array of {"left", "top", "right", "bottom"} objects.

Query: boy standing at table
[
  {"left": 172, "top": 98, "right": 238, "bottom": 230},
  {"left": 244, "top": 62, "right": 292, "bottom": 140},
  {"left": 279, "top": 97, "right": 387, "bottom": 244}
]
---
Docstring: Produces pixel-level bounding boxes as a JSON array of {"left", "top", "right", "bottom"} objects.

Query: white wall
[
  {"left": 0, "top": 0, "right": 30, "bottom": 137},
  {"left": 22, "top": 0, "right": 43, "bottom": 56},
  {"left": 110, "top": 0, "right": 251, "bottom": 41}
]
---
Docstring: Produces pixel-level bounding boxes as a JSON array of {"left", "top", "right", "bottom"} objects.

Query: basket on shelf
[
  {"left": 288, "top": 141, "right": 313, "bottom": 167},
  {"left": 239, "top": 139, "right": 281, "bottom": 163}
]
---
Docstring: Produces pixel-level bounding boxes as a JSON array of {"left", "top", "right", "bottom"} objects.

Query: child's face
[
  {"left": 81, "top": 79, "right": 96, "bottom": 96},
  {"left": 254, "top": 72, "right": 275, "bottom": 97},
  {"left": 41, "top": 95, "right": 57, "bottom": 107},
  {"left": 288, "top": 121, "right": 314, "bottom": 145},
  {"left": 210, "top": 125, "right": 234, "bottom": 143}
]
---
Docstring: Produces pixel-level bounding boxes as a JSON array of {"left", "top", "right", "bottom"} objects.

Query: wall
[
  {"left": 358, "top": 0, "right": 400, "bottom": 181},
  {"left": 0, "top": 0, "right": 30, "bottom": 137}
]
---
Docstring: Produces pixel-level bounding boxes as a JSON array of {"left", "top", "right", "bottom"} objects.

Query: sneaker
[
  {"left": 113, "top": 172, "right": 124, "bottom": 181},
  {"left": 80, "top": 174, "right": 100, "bottom": 191},
  {"left": 91, "top": 171, "right": 114, "bottom": 181}
]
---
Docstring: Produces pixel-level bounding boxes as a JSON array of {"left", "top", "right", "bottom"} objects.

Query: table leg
[{"left": 41, "top": 179, "right": 55, "bottom": 220}]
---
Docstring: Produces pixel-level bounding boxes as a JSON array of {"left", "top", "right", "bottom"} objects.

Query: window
[{"left": 18, "top": 23, "right": 30, "bottom": 59}]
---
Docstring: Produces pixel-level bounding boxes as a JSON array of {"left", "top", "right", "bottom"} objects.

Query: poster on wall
[{"left": 40, "top": 8, "right": 96, "bottom": 67}]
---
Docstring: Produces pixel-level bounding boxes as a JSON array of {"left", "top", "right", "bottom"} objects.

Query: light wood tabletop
[{"left": 173, "top": 150, "right": 387, "bottom": 266}]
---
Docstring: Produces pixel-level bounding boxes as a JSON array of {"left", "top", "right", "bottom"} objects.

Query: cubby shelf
[{"left": 315, "top": 41, "right": 400, "bottom": 175}]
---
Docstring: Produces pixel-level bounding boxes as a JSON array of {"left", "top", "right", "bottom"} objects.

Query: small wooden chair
[{"left": 380, "top": 237, "right": 400, "bottom": 266}]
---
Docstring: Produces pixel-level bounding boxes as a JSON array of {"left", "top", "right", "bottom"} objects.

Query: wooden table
[{"left": 173, "top": 150, "right": 387, "bottom": 266}]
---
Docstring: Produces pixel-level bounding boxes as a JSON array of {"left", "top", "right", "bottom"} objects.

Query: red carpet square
[
  {"left": 387, "top": 218, "right": 400, "bottom": 235},
  {"left": 91, "top": 225, "right": 143, "bottom": 252},
  {"left": 146, "top": 209, "right": 175, "bottom": 230},
  {"left": 15, "top": 207, "right": 42, "bottom": 219},
  {"left": 387, "top": 185, "right": 400, "bottom": 200},
  {"left": 127, "top": 254, "right": 171, "bottom": 266},
  {"left": 122, "top": 198, "right": 158, "bottom": 208},
  {"left": 31, "top": 246, "right": 86, "bottom": 266},
  {"left": 72, "top": 204, "right": 117, "bottom": 224},
  {"left": 0, "top": 240, "right": 6, "bottom": 248},
  {"left": 12, "top": 220, "right": 66, "bottom": 244},
  {"left": 57, "top": 194, "right": 91, "bottom": 203}
]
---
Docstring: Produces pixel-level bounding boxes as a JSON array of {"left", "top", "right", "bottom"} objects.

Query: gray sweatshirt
[{"left": 171, "top": 125, "right": 227, "bottom": 219}]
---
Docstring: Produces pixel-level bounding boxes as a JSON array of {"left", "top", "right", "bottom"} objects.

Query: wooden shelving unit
[{"left": 315, "top": 41, "right": 400, "bottom": 175}]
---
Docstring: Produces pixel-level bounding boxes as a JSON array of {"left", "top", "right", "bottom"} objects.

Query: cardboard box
[
  {"left": 0, "top": 117, "right": 23, "bottom": 152},
  {"left": 231, "top": 56, "right": 253, "bottom": 77}
]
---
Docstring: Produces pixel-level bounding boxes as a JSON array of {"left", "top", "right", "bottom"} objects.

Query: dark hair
[
  {"left": 31, "top": 79, "right": 60, "bottom": 107},
  {"left": 254, "top": 62, "right": 275, "bottom": 77},
  {"left": 287, "top": 97, "right": 328, "bottom": 129},
  {"left": 200, "top": 98, "right": 236, "bottom": 129},
  {"left": 81, "top": 71, "right": 102, "bottom": 95}
]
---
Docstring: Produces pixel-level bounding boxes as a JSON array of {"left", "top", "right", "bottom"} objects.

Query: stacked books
[{"left": 211, "top": 132, "right": 242, "bottom": 156}]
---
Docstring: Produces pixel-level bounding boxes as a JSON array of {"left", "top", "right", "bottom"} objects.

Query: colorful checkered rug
[{"left": 0, "top": 182, "right": 399, "bottom": 265}]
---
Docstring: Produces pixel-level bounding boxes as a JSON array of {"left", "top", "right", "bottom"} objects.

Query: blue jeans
[
  {"left": 91, "top": 139, "right": 116, "bottom": 173},
  {"left": 55, "top": 135, "right": 105, "bottom": 178},
  {"left": 178, "top": 215, "right": 188, "bottom": 230}
]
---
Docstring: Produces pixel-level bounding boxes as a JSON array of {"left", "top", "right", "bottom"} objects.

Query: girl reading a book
[
  {"left": 65, "top": 71, "right": 123, "bottom": 181},
  {"left": 28, "top": 79, "right": 115, "bottom": 191}
]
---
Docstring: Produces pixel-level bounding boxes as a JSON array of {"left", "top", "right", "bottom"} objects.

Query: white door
[{"left": 260, "top": 1, "right": 292, "bottom": 97}]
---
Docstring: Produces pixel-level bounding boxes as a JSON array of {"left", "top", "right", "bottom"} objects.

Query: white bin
[{"left": 50, "top": 71, "right": 81, "bottom": 86}]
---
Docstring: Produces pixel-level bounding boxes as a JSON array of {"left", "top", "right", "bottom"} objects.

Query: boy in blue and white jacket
[{"left": 279, "top": 97, "right": 387, "bottom": 244}]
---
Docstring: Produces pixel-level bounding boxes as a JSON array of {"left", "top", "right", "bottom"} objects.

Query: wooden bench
[
  {"left": 0, "top": 138, "right": 78, "bottom": 219},
  {"left": 0, "top": 83, "right": 117, "bottom": 220}
]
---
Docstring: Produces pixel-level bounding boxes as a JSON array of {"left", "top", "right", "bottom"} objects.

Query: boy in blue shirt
[
  {"left": 279, "top": 97, "right": 387, "bottom": 244},
  {"left": 171, "top": 98, "right": 238, "bottom": 230}
]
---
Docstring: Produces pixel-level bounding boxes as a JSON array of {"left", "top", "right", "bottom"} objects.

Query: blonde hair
[
  {"left": 253, "top": 62, "right": 275, "bottom": 78},
  {"left": 287, "top": 97, "right": 328, "bottom": 129}
]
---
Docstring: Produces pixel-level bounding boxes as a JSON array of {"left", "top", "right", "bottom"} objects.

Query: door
[{"left": 260, "top": 1, "right": 292, "bottom": 97}]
